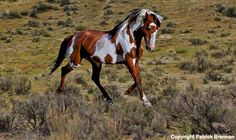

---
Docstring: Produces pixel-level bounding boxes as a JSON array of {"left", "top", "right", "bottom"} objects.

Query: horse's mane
[{"left": 107, "top": 9, "right": 162, "bottom": 37}]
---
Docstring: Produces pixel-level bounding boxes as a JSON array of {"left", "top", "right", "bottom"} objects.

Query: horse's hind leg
[
  {"left": 57, "top": 63, "right": 73, "bottom": 92},
  {"left": 89, "top": 60, "right": 113, "bottom": 103}
]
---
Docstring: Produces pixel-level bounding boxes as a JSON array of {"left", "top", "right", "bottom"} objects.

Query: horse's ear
[
  {"left": 144, "top": 12, "right": 149, "bottom": 21},
  {"left": 145, "top": 12, "right": 149, "bottom": 18}
]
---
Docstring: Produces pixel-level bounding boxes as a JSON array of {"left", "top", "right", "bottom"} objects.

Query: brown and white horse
[{"left": 50, "top": 9, "right": 162, "bottom": 106}]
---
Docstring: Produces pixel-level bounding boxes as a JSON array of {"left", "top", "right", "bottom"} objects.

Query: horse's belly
[{"left": 92, "top": 49, "right": 124, "bottom": 64}]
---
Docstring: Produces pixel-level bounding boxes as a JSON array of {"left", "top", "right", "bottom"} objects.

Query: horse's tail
[{"left": 49, "top": 35, "right": 73, "bottom": 75}]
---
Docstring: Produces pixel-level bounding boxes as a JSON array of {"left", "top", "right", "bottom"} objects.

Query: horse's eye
[{"left": 146, "top": 27, "right": 151, "bottom": 31}]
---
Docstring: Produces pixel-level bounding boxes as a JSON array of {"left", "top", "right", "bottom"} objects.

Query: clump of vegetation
[
  {"left": 26, "top": 20, "right": 40, "bottom": 27},
  {"left": 160, "top": 21, "right": 176, "bottom": 34},
  {"left": 0, "top": 36, "right": 12, "bottom": 43},
  {"left": 63, "top": 5, "right": 78, "bottom": 15},
  {"left": 29, "top": 1, "right": 55, "bottom": 18},
  {"left": 57, "top": 18, "right": 73, "bottom": 27},
  {"left": 189, "top": 38, "right": 207, "bottom": 46},
  {"left": 209, "top": 44, "right": 219, "bottom": 50},
  {"left": 216, "top": 4, "right": 236, "bottom": 18},
  {"left": 104, "top": 9, "right": 113, "bottom": 16},
  {"left": 206, "top": 70, "right": 223, "bottom": 81},
  {"left": 220, "top": 32, "right": 230, "bottom": 37},
  {"left": 179, "top": 50, "right": 211, "bottom": 73},
  {"left": 31, "top": 29, "right": 50, "bottom": 37},
  {"left": 0, "top": 77, "right": 13, "bottom": 91},
  {"left": 160, "top": 27, "right": 174, "bottom": 34},
  {"left": 47, "top": 0, "right": 70, "bottom": 6},
  {"left": 179, "top": 28, "right": 191, "bottom": 34},
  {"left": 210, "top": 50, "right": 226, "bottom": 58},
  {"left": 20, "top": 11, "right": 29, "bottom": 16},
  {"left": 1, "top": 11, "right": 21, "bottom": 19},
  {"left": 32, "top": 37, "right": 40, "bottom": 42},
  {"left": 14, "top": 77, "right": 31, "bottom": 95},
  {"left": 75, "top": 24, "right": 86, "bottom": 31}
]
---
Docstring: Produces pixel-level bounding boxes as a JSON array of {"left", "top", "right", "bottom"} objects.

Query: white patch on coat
[
  {"left": 92, "top": 35, "right": 119, "bottom": 64},
  {"left": 117, "top": 28, "right": 136, "bottom": 59}
]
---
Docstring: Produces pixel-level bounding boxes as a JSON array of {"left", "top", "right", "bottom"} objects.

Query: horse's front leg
[
  {"left": 125, "top": 58, "right": 151, "bottom": 107},
  {"left": 124, "top": 64, "right": 139, "bottom": 98}
]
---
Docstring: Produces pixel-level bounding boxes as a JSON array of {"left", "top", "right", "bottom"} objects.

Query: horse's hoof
[
  {"left": 106, "top": 99, "right": 114, "bottom": 105},
  {"left": 56, "top": 88, "right": 63, "bottom": 93},
  {"left": 143, "top": 101, "right": 152, "bottom": 107},
  {"left": 122, "top": 93, "right": 129, "bottom": 99}
]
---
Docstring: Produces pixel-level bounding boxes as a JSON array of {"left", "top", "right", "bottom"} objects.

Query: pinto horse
[{"left": 50, "top": 9, "right": 162, "bottom": 106}]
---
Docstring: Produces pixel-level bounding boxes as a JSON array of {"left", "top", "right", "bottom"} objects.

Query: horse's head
[{"left": 140, "top": 12, "right": 161, "bottom": 51}]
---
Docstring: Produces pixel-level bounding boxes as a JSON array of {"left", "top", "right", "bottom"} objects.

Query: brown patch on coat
[
  {"left": 116, "top": 43, "right": 123, "bottom": 54},
  {"left": 125, "top": 47, "right": 136, "bottom": 60},
  {"left": 111, "top": 33, "right": 118, "bottom": 43},
  {"left": 126, "top": 27, "right": 134, "bottom": 44},
  {"left": 93, "top": 56, "right": 101, "bottom": 63},
  {"left": 104, "top": 54, "right": 113, "bottom": 64},
  {"left": 80, "top": 30, "right": 107, "bottom": 56},
  {"left": 70, "top": 34, "right": 82, "bottom": 65}
]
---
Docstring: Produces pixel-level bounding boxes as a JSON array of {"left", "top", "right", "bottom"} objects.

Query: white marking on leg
[
  {"left": 132, "top": 58, "right": 136, "bottom": 65},
  {"left": 142, "top": 93, "right": 152, "bottom": 107}
]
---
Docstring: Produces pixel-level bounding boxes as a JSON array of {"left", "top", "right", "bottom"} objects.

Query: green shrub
[
  {"left": 222, "top": 6, "right": 236, "bottom": 18},
  {"left": 179, "top": 52, "right": 211, "bottom": 73},
  {"left": 211, "top": 50, "right": 226, "bottom": 58},
  {"left": 57, "top": 18, "right": 73, "bottom": 27},
  {"left": 27, "top": 20, "right": 40, "bottom": 27},
  {"left": 216, "top": 4, "right": 236, "bottom": 18},
  {"left": 206, "top": 70, "right": 223, "bottom": 81},
  {"left": 0, "top": 113, "right": 14, "bottom": 132},
  {"left": 179, "top": 28, "right": 191, "bottom": 34},
  {"left": 189, "top": 38, "right": 207, "bottom": 45},
  {"left": 209, "top": 44, "right": 219, "bottom": 50},
  {"left": 216, "top": 4, "right": 225, "bottom": 13},
  {"left": 2, "top": 11, "right": 21, "bottom": 19},
  {"left": 0, "top": 77, "right": 13, "bottom": 91},
  {"left": 47, "top": 0, "right": 70, "bottom": 6},
  {"left": 104, "top": 9, "right": 113, "bottom": 16},
  {"left": 15, "top": 95, "right": 50, "bottom": 134},
  {"left": 75, "top": 24, "right": 86, "bottom": 31},
  {"left": 20, "top": 11, "right": 29, "bottom": 16},
  {"left": 14, "top": 77, "right": 31, "bottom": 95},
  {"left": 166, "top": 22, "right": 176, "bottom": 28},
  {"left": 160, "top": 27, "right": 174, "bottom": 34},
  {"left": 29, "top": 2, "right": 55, "bottom": 17},
  {"left": 32, "top": 1, "right": 53, "bottom": 13},
  {"left": 32, "top": 37, "right": 40, "bottom": 42},
  {"left": 220, "top": 32, "right": 230, "bottom": 37},
  {"left": 63, "top": 5, "right": 78, "bottom": 12}
]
